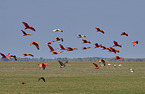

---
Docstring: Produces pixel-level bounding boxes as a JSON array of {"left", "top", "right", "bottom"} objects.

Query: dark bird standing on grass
[
  {"left": 58, "top": 60, "right": 68, "bottom": 68},
  {"left": 38, "top": 77, "right": 45, "bottom": 82},
  {"left": 22, "top": 22, "right": 35, "bottom": 31}
]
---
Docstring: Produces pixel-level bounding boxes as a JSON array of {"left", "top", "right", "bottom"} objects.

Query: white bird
[
  {"left": 118, "top": 64, "right": 122, "bottom": 66},
  {"left": 53, "top": 29, "right": 63, "bottom": 32},
  {"left": 77, "top": 34, "right": 86, "bottom": 38}
]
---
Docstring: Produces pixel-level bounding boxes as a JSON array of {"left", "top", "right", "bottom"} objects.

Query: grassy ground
[{"left": 0, "top": 61, "right": 145, "bottom": 94}]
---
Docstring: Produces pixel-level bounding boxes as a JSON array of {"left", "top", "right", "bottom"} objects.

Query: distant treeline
[{"left": 0, "top": 57, "right": 145, "bottom": 62}]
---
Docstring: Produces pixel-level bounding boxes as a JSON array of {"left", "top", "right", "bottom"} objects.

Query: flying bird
[
  {"left": 38, "top": 77, "right": 45, "bottom": 82},
  {"left": 58, "top": 60, "right": 68, "bottom": 68},
  {"left": 52, "top": 51, "right": 63, "bottom": 54},
  {"left": 45, "top": 41, "right": 55, "bottom": 45},
  {"left": 66, "top": 47, "right": 78, "bottom": 51},
  {"left": 82, "top": 39, "right": 91, "bottom": 44},
  {"left": 93, "top": 63, "right": 101, "bottom": 69},
  {"left": 56, "top": 37, "right": 63, "bottom": 42},
  {"left": 98, "top": 59, "right": 106, "bottom": 66},
  {"left": 109, "top": 47, "right": 119, "bottom": 54},
  {"left": 53, "top": 29, "right": 63, "bottom": 32},
  {"left": 95, "top": 28, "right": 104, "bottom": 34},
  {"left": 38, "top": 63, "right": 48, "bottom": 70},
  {"left": 22, "top": 54, "right": 34, "bottom": 57},
  {"left": 47, "top": 44, "right": 57, "bottom": 52},
  {"left": 113, "top": 41, "right": 122, "bottom": 47},
  {"left": 132, "top": 41, "right": 139, "bottom": 46},
  {"left": 22, "top": 22, "right": 35, "bottom": 31},
  {"left": 83, "top": 47, "right": 91, "bottom": 50},
  {"left": 59, "top": 44, "right": 66, "bottom": 50},
  {"left": 30, "top": 42, "right": 39, "bottom": 50},
  {"left": 0, "top": 53, "right": 10, "bottom": 58},
  {"left": 21, "top": 30, "right": 31, "bottom": 36},
  {"left": 115, "top": 56, "right": 124, "bottom": 60},
  {"left": 94, "top": 43, "right": 99, "bottom": 48},
  {"left": 121, "top": 32, "right": 128, "bottom": 36},
  {"left": 8, "top": 55, "right": 17, "bottom": 61},
  {"left": 77, "top": 34, "right": 86, "bottom": 38}
]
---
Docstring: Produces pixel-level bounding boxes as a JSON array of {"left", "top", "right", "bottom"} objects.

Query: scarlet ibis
[
  {"left": 8, "top": 55, "right": 17, "bottom": 61},
  {"left": 38, "top": 63, "right": 48, "bottom": 70},
  {"left": 22, "top": 54, "right": 34, "bottom": 57},
  {"left": 0, "top": 53, "right": 10, "bottom": 58},
  {"left": 82, "top": 39, "right": 91, "bottom": 43},
  {"left": 83, "top": 47, "right": 91, "bottom": 50},
  {"left": 113, "top": 41, "right": 122, "bottom": 47},
  {"left": 52, "top": 51, "right": 63, "bottom": 54},
  {"left": 121, "top": 32, "right": 128, "bottom": 36},
  {"left": 132, "top": 41, "right": 139, "bottom": 46},
  {"left": 94, "top": 43, "right": 99, "bottom": 48},
  {"left": 98, "top": 59, "right": 106, "bottom": 66},
  {"left": 95, "top": 28, "right": 104, "bottom": 34},
  {"left": 30, "top": 42, "right": 39, "bottom": 50},
  {"left": 45, "top": 41, "right": 55, "bottom": 45},
  {"left": 21, "top": 30, "right": 31, "bottom": 36},
  {"left": 22, "top": 22, "right": 35, "bottom": 31},
  {"left": 47, "top": 44, "right": 57, "bottom": 52},
  {"left": 59, "top": 44, "right": 66, "bottom": 50},
  {"left": 93, "top": 63, "right": 101, "bottom": 69},
  {"left": 56, "top": 37, "right": 63, "bottom": 42},
  {"left": 115, "top": 56, "right": 124, "bottom": 60},
  {"left": 66, "top": 47, "right": 78, "bottom": 51}
]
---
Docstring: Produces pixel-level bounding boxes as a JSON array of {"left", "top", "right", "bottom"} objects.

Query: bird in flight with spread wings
[{"left": 22, "top": 22, "right": 35, "bottom": 31}]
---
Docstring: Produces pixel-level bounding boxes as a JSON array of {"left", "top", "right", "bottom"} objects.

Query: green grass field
[{"left": 0, "top": 62, "right": 145, "bottom": 94}]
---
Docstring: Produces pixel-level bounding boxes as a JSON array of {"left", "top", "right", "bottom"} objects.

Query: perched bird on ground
[
  {"left": 65, "top": 47, "right": 78, "bottom": 51},
  {"left": 59, "top": 44, "right": 66, "bottom": 50},
  {"left": 113, "top": 41, "right": 122, "bottom": 47},
  {"left": 53, "top": 29, "right": 63, "bottom": 32},
  {"left": 22, "top": 54, "right": 34, "bottom": 57},
  {"left": 38, "top": 77, "right": 45, "bottom": 82},
  {"left": 77, "top": 34, "right": 86, "bottom": 38},
  {"left": 56, "top": 37, "right": 63, "bottom": 42},
  {"left": 95, "top": 27, "right": 104, "bottom": 34},
  {"left": 47, "top": 44, "right": 57, "bottom": 52},
  {"left": 93, "top": 63, "right": 101, "bottom": 69},
  {"left": 8, "top": 55, "right": 17, "bottom": 61},
  {"left": 21, "top": 30, "right": 31, "bottom": 36},
  {"left": 121, "top": 32, "right": 128, "bottom": 36},
  {"left": 0, "top": 53, "right": 10, "bottom": 58},
  {"left": 115, "top": 56, "right": 124, "bottom": 60},
  {"left": 98, "top": 59, "right": 106, "bottom": 66},
  {"left": 38, "top": 63, "right": 48, "bottom": 70},
  {"left": 52, "top": 51, "right": 63, "bottom": 55},
  {"left": 58, "top": 60, "right": 68, "bottom": 68},
  {"left": 22, "top": 22, "right": 35, "bottom": 31},
  {"left": 82, "top": 39, "right": 91, "bottom": 44},
  {"left": 130, "top": 68, "right": 135, "bottom": 72},
  {"left": 45, "top": 41, "right": 55, "bottom": 45},
  {"left": 30, "top": 42, "right": 39, "bottom": 50},
  {"left": 132, "top": 41, "right": 139, "bottom": 46}
]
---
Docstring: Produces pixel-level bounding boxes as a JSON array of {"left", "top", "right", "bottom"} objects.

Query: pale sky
[{"left": 0, "top": 0, "right": 145, "bottom": 59}]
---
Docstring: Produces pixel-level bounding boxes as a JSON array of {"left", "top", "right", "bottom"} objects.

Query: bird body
[
  {"left": 45, "top": 41, "right": 55, "bottom": 45},
  {"left": 66, "top": 47, "right": 78, "bottom": 51},
  {"left": 8, "top": 55, "right": 17, "bottom": 61},
  {"left": 47, "top": 44, "right": 57, "bottom": 52},
  {"left": 38, "top": 63, "right": 48, "bottom": 70},
  {"left": 22, "top": 54, "right": 34, "bottom": 57},
  {"left": 58, "top": 60, "right": 68, "bottom": 68},
  {"left": 53, "top": 29, "right": 63, "bottom": 32},
  {"left": 82, "top": 39, "right": 91, "bottom": 44},
  {"left": 52, "top": 51, "right": 63, "bottom": 54},
  {"left": 93, "top": 63, "right": 101, "bottom": 69},
  {"left": 94, "top": 43, "right": 99, "bottom": 48},
  {"left": 56, "top": 37, "right": 63, "bottom": 42},
  {"left": 115, "top": 56, "right": 124, "bottom": 60},
  {"left": 98, "top": 59, "right": 106, "bottom": 66},
  {"left": 0, "top": 53, "right": 10, "bottom": 58},
  {"left": 59, "top": 44, "right": 66, "bottom": 50},
  {"left": 96, "top": 28, "right": 104, "bottom": 34},
  {"left": 38, "top": 77, "right": 45, "bottom": 82},
  {"left": 121, "top": 32, "right": 128, "bottom": 36},
  {"left": 132, "top": 41, "right": 139, "bottom": 46},
  {"left": 77, "top": 34, "right": 86, "bottom": 38},
  {"left": 83, "top": 47, "right": 91, "bottom": 50},
  {"left": 21, "top": 30, "right": 31, "bottom": 36},
  {"left": 113, "top": 41, "right": 122, "bottom": 47}
]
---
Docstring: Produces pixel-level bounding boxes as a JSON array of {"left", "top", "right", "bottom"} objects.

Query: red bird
[
  {"left": 113, "top": 41, "right": 122, "bottom": 47},
  {"left": 82, "top": 39, "right": 91, "bottom": 44},
  {"left": 93, "top": 63, "right": 101, "bottom": 69},
  {"left": 98, "top": 59, "right": 106, "bottom": 66},
  {"left": 56, "top": 37, "right": 63, "bottom": 42},
  {"left": 83, "top": 47, "right": 91, "bottom": 50},
  {"left": 52, "top": 51, "right": 63, "bottom": 54},
  {"left": 47, "top": 44, "right": 57, "bottom": 52},
  {"left": 94, "top": 43, "right": 99, "bottom": 48},
  {"left": 21, "top": 30, "right": 31, "bottom": 36},
  {"left": 22, "top": 22, "right": 35, "bottom": 31},
  {"left": 30, "top": 42, "right": 39, "bottom": 50},
  {"left": 59, "top": 44, "right": 66, "bottom": 50},
  {"left": 22, "top": 54, "right": 34, "bottom": 57},
  {"left": 132, "top": 41, "right": 139, "bottom": 46},
  {"left": 8, "top": 55, "right": 17, "bottom": 61},
  {"left": 109, "top": 47, "right": 119, "bottom": 54},
  {"left": 121, "top": 32, "right": 128, "bottom": 36},
  {"left": 95, "top": 28, "right": 104, "bottom": 34},
  {"left": 66, "top": 47, "right": 78, "bottom": 51},
  {"left": 0, "top": 53, "right": 10, "bottom": 58},
  {"left": 38, "top": 63, "right": 48, "bottom": 70},
  {"left": 45, "top": 41, "right": 55, "bottom": 45},
  {"left": 115, "top": 56, "right": 124, "bottom": 60}
]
